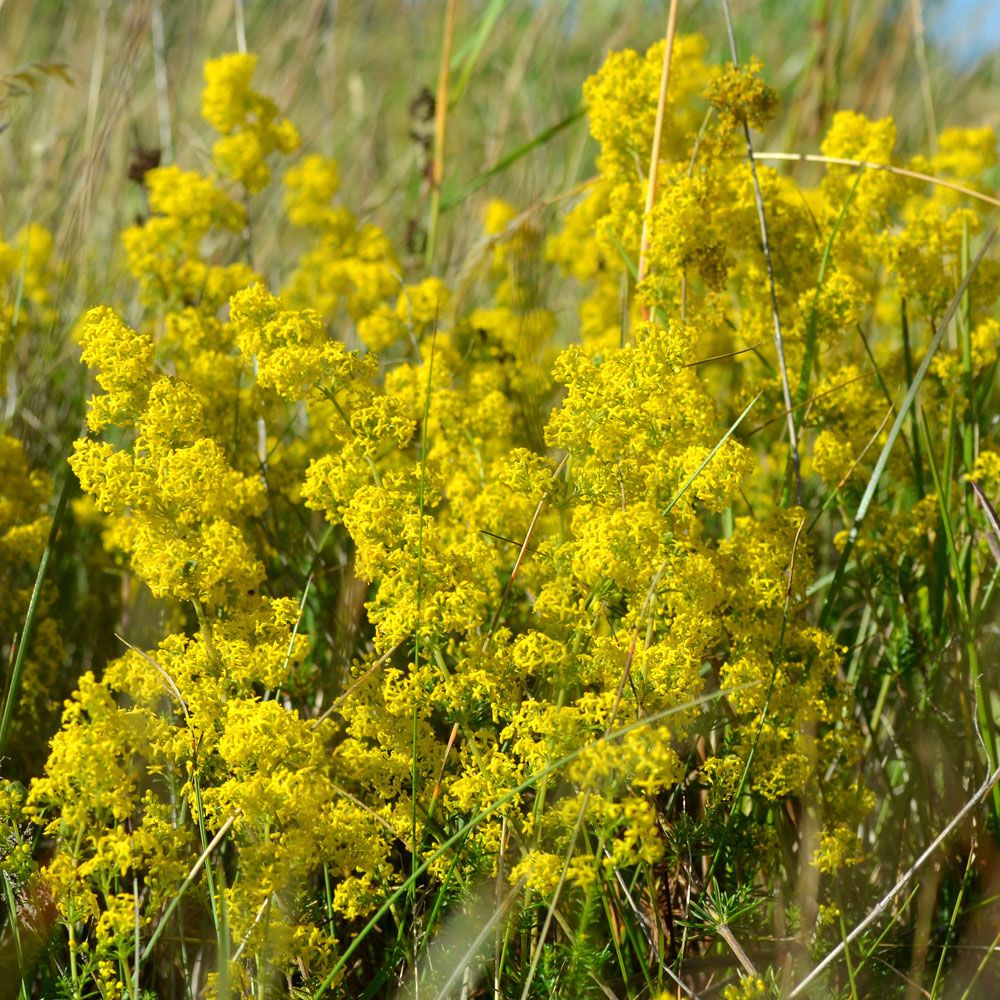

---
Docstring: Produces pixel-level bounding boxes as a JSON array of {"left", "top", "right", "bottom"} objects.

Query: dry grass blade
[
  {"left": 0, "top": 61, "right": 75, "bottom": 99},
  {"left": 141, "top": 814, "right": 238, "bottom": 963},
  {"left": 331, "top": 781, "right": 413, "bottom": 852},
  {"left": 312, "top": 640, "right": 405, "bottom": 723},
  {"left": 716, "top": 921, "right": 757, "bottom": 977},
  {"left": 970, "top": 481, "right": 1000, "bottom": 566},
  {"left": 754, "top": 152, "right": 1000, "bottom": 212},
  {"left": 636, "top": 0, "right": 680, "bottom": 292},
  {"left": 231, "top": 895, "right": 271, "bottom": 963},
  {"left": 748, "top": 367, "right": 881, "bottom": 438},
  {"left": 789, "top": 763, "right": 1000, "bottom": 997},
  {"left": 115, "top": 633, "right": 189, "bottom": 718},
  {"left": 683, "top": 341, "right": 764, "bottom": 368}
]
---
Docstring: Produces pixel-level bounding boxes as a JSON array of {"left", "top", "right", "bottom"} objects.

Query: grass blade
[
  {"left": 789, "top": 761, "right": 1000, "bottom": 997},
  {"left": 448, "top": 0, "right": 507, "bottom": 107},
  {"left": 440, "top": 106, "right": 585, "bottom": 212},
  {"left": 819, "top": 226, "right": 998, "bottom": 627},
  {"left": 0, "top": 466, "right": 72, "bottom": 759},
  {"left": 970, "top": 480, "right": 1000, "bottom": 565},
  {"left": 663, "top": 391, "right": 762, "bottom": 516}
]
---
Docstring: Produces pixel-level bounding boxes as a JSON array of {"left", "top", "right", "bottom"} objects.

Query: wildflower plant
[{"left": 3, "top": 16, "right": 1000, "bottom": 1000}]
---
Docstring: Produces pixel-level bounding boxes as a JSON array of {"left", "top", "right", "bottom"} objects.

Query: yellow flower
[
  {"left": 202, "top": 53, "right": 300, "bottom": 192},
  {"left": 705, "top": 56, "right": 778, "bottom": 130}
]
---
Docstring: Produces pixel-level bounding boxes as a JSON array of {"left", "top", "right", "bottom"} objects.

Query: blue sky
[{"left": 934, "top": 0, "right": 1000, "bottom": 63}]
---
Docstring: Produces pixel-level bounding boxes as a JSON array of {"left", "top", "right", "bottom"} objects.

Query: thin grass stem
[
  {"left": 720, "top": 0, "right": 801, "bottom": 503},
  {"left": 424, "top": 0, "right": 460, "bottom": 271},
  {"left": 789, "top": 763, "right": 1000, "bottom": 997},
  {"left": 0, "top": 466, "right": 72, "bottom": 759},
  {"left": 636, "top": 0, "right": 680, "bottom": 292},
  {"left": 819, "top": 227, "right": 998, "bottom": 626}
]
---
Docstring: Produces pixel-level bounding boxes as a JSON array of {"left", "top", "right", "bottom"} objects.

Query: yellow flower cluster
[
  {"left": 70, "top": 306, "right": 266, "bottom": 607},
  {"left": 121, "top": 164, "right": 254, "bottom": 307},
  {"left": 705, "top": 56, "right": 778, "bottom": 130},
  {"left": 556, "top": 36, "right": 1000, "bottom": 581},
  {"left": 202, "top": 53, "right": 300, "bottom": 192},
  {"left": 230, "top": 283, "right": 359, "bottom": 399},
  {"left": 15, "top": 31, "right": 999, "bottom": 997},
  {"left": 283, "top": 153, "right": 401, "bottom": 321},
  {"left": 722, "top": 975, "right": 772, "bottom": 1000}
]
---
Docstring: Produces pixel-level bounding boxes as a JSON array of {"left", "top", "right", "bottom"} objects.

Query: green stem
[{"left": 0, "top": 466, "right": 72, "bottom": 758}]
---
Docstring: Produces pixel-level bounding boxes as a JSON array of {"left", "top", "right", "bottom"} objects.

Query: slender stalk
[
  {"left": 718, "top": 921, "right": 758, "bottom": 977},
  {"left": 0, "top": 467, "right": 72, "bottom": 759},
  {"left": 790, "top": 763, "right": 1000, "bottom": 997},
  {"left": 636, "top": 0, "right": 680, "bottom": 292},
  {"left": 2, "top": 874, "right": 29, "bottom": 1000},
  {"left": 132, "top": 836, "right": 142, "bottom": 999},
  {"left": 425, "top": 0, "right": 460, "bottom": 271},
  {"left": 930, "top": 844, "right": 976, "bottom": 994},
  {"left": 429, "top": 887, "right": 518, "bottom": 1000},
  {"left": 215, "top": 858, "right": 231, "bottom": 1000},
  {"left": 67, "top": 911, "right": 81, "bottom": 999},
  {"left": 719, "top": 0, "right": 801, "bottom": 503},
  {"left": 141, "top": 815, "right": 237, "bottom": 962},
  {"left": 754, "top": 151, "right": 1000, "bottom": 212},
  {"left": 957, "top": 925, "right": 1000, "bottom": 1000},
  {"left": 837, "top": 907, "right": 859, "bottom": 999}
]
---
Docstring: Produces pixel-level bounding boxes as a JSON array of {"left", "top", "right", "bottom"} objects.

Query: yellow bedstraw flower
[
  {"left": 29, "top": 34, "right": 1000, "bottom": 992},
  {"left": 75, "top": 306, "right": 155, "bottom": 431},
  {"left": 202, "top": 53, "right": 300, "bottom": 191}
]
